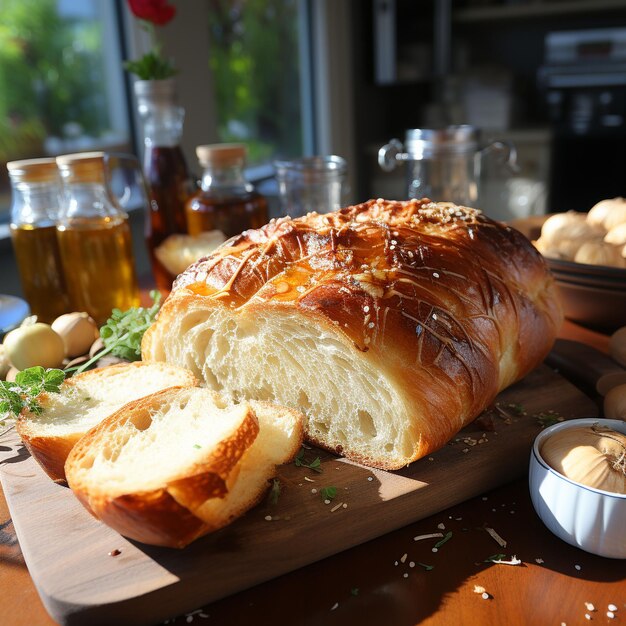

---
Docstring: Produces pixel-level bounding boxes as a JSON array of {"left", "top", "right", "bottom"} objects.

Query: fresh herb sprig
[
  {"left": 69, "top": 291, "right": 162, "bottom": 375},
  {"left": 294, "top": 449, "right": 322, "bottom": 473},
  {"left": 0, "top": 367, "right": 65, "bottom": 419},
  {"left": 320, "top": 486, "right": 337, "bottom": 501}
]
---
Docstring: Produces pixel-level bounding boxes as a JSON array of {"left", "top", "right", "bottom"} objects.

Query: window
[
  {"left": 0, "top": 0, "right": 130, "bottom": 221},
  {"left": 207, "top": 0, "right": 306, "bottom": 165}
]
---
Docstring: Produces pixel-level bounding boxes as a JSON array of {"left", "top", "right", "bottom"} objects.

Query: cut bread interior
[
  {"left": 65, "top": 387, "right": 303, "bottom": 548},
  {"left": 16, "top": 361, "right": 198, "bottom": 481},
  {"left": 143, "top": 302, "right": 415, "bottom": 469}
]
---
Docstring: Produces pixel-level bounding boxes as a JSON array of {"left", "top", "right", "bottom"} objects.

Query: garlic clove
[
  {"left": 541, "top": 424, "right": 626, "bottom": 494},
  {"left": 51, "top": 312, "right": 99, "bottom": 358}
]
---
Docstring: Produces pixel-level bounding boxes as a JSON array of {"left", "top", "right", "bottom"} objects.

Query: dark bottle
[
  {"left": 186, "top": 143, "right": 269, "bottom": 238},
  {"left": 134, "top": 79, "right": 192, "bottom": 294}
]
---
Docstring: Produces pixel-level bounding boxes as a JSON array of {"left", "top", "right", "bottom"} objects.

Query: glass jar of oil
[
  {"left": 7, "top": 158, "right": 72, "bottom": 323},
  {"left": 185, "top": 144, "right": 268, "bottom": 238},
  {"left": 55, "top": 152, "right": 140, "bottom": 326}
]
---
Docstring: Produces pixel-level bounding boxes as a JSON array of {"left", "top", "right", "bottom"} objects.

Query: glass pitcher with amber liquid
[
  {"left": 55, "top": 152, "right": 141, "bottom": 325},
  {"left": 7, "top": 158, "right": 71, "bottom": 323}
]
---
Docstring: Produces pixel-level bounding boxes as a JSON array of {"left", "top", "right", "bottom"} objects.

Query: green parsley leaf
[
  {"left": 0, "top": 367, "right": 65, "bottom": 419},
  {"left": 320, "top": 486, "right": 337, "bottom": 501},
  {"left": 71, "top": 292, "right": 162, "bottom": 375},
  {"left": 294, "top": 449, "right": 323, "bottom": 473}
]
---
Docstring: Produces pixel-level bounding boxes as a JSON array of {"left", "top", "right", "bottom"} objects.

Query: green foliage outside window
[
  {"left": 208, "top": 0, "right": 303, "bottom": 164},
  {"left": 0, "top": 0, "right": 107, "bottom": 162}
]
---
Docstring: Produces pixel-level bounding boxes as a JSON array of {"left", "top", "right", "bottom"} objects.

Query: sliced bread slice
[
  {"left": 65, "top": 387, "right": 303, "bottom": 548},
  {"left": 16, "top": 361, "right": 198, "bottom": 482},
  {"left": 192, "top": 400, "right": 304, "bottom": 531}
]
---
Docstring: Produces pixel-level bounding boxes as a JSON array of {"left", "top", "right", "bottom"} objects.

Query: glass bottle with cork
[
  {"left": 7, "top": 158, "right": 71, "bottom": 323},
  {"left": 134, "top": 79, "right": 192, "bottom": 294},
  {"left": 55, "top": 152, "right": 140, "bottom": 326},
  {"left": 186, "top": 143, "right": 269, "bottom": 239}
]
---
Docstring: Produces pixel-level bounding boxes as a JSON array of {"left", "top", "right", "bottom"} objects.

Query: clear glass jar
[
  {"left": 378, "top": 125, "right": 517, "bottom": 207},
  {"left": 134, "top": 79, "right": 192, "bottom": 294},
  {"left": 55, "top": 152, "right": 140, "bottom": 326},
  {"left": 7, "top": 158, "right": 72, "bottom": 323},
  {"left": 274, "top": 155, "right": 348, "bottom": 217},
  {"left": 185, "top": 143, "right": 268, "bottom": 238}
]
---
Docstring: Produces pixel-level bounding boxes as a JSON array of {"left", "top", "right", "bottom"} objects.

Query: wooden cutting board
[{"left": 0, "top": 359, "right": 599, "bottom": 626}]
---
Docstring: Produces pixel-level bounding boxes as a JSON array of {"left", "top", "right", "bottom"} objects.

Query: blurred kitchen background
[{"left": 2, "top": 0, "right": 626, "bottom": 297}]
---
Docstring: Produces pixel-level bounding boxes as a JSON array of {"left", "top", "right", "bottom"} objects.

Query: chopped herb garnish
[
  {"left": 294, "top": 449, "right": 323, "bottom": 473},
  {"left": 484, "top": 553, "right": 507, "bottom": 563},
  {"left": 321, "top": 486, "right": 337, "bottom": 501},
  {"left": 433, "top": 531, "right": 453, "bottom": 549},
  {"left": 536, "top": 412, "right": 564, "bottom": 428},
  {"left": 267, "top": 478, "right": 281, "bottom": 505},
  {"left": 0, "top": 367, "right": 65, "bottom": 418},
  {"left": 417, "top": 562, "right": 434, "bottom": 571},
  {"left": 193, "top": 444, "right": 202, "bottom": 449}
]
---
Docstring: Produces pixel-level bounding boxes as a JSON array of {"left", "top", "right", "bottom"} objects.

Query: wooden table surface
[{"left": 1, "top": 319, "right": 624, "bottom": 626}]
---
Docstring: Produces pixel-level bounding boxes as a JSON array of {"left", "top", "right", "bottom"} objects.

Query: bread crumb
[
  {"left": 608, "top": 611, "right": 615, "bottom": 619},
  {"left": 409, "top": 561, "right": 415, "bottom": 568},
  {"left": 535, "top": 558, "right": 544, "bottom": 564},
  {"left": 400, "top": 553, "right": 408, "bottom": 563},
  {"left": 264, "top": 515, "right": 272, "bottom": 521},
  {"left": 437, "top": 523, "right": 446, "bottom": 530},
  {"left": 403, "top": 573, "right": 409, "bottom": 578},
  {"left": 585, "top": 602, "right": 595, "bottom": 612},
  {"left": 330, "top": 602, "right": 339, "bottom": 611},
  {"left": 575, "top": 564, "right": 582, "bottom": 571},
  {"left": 482, "top": 592, "right": 490, "bottom": 600},
  {"left": 473, "top": 585, "right": 486, "bottom": 594},
  {"left": 608, "top": 604, "right": 617, "bottom": 612}
]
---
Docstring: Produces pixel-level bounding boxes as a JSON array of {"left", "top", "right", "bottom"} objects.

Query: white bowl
[{"left": 529, "top": 418, "right": 626, "bottom": 559}]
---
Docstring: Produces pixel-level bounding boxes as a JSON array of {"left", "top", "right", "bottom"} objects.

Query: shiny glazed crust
[{"left": 142, "top": 199, "right": 563, "bottom": 469}]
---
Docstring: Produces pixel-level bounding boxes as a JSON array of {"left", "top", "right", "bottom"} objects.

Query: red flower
[{"left": 128, "top": 0, "right": 176, "bottom": 26}]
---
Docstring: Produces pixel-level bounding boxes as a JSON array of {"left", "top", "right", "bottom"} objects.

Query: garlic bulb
[
  {"left": 538, "top": 212, "right": 604, "bottom": 261},
  {"left": 605, "top": 222, "right": 626, "bottom": 246},
  {"left": 3, "top": 322, "right": 65, "bottom": 370},
  {"left": 588, "top": 197, "right": 626, "bottom": 231},
  {"left": 574, "top": 241, "right": 625, "bottom": 268},
  {"left": 541, "top": 424, "right": 626, "bottom": 494}
]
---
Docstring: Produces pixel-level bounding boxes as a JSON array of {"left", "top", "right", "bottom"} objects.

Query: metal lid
[
  {"left": 405, "top": 125, "right": 480, "bottom": 159},
  {"left": 196, "top": 143, "right": 247, "bottom": 167}
]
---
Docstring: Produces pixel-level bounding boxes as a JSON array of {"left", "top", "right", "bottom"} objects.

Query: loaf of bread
[
  {"left": 65, "top": 387, "right": 303, "bottom": 548},
  {"left": 142, "top": 198, "right": 563, "bottom": 470},
  {"left": 16, "top": 361, "right": 198, "bottom": 481}
]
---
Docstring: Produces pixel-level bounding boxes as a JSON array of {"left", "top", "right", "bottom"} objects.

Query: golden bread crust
[{"left": 143, "top": 199, "right": 563, "bottom": 468}]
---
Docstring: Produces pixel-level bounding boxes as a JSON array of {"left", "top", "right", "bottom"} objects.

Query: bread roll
[{"left": 142, "top": 199, "right": 563, "bottom": 470}]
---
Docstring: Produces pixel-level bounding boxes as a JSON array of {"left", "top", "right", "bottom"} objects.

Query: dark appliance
[{"left": 539, "top": 28, "right": 626, "bottom": 212}]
